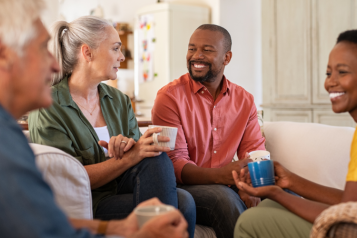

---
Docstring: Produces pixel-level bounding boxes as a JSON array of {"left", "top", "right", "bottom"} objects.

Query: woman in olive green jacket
[{"left": 29, "top": 16, "right": 195, "bottom": 238}]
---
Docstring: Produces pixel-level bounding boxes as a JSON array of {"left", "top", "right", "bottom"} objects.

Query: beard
[{"left": 188, "top": 60, "right": 219, "bottom": 83}]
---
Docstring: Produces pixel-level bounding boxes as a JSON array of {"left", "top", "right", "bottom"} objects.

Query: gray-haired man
[{"left": 0, "top": 1, "right": 187, "bottom": 237}]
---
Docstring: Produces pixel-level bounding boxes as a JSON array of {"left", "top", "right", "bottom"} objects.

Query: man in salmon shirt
[{"left": 151, "top": 24, "right": 266, "bottom": 238}]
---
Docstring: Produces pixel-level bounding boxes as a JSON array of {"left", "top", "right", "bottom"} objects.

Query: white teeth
[
  {"left": 329, "top": 92, "right": 345, "bottom": 99},
  {"left": 194, "top": 64, "right": 206, "bottom": 68}
]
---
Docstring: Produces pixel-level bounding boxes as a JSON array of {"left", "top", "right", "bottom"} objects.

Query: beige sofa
[{"left": 27, "top": 121, "right": 355, "bottom": 237}]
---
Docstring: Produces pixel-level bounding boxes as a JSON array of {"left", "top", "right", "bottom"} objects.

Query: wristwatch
[{"left": 97, "top": 220, "right": 109, "bottom": 235}]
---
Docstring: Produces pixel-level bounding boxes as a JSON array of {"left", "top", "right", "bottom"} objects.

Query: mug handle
[{"left": 152, "top": 133, "right": 159, "bottom": 145}]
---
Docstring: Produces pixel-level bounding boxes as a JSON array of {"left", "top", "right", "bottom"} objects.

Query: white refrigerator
[{"left": 134, "top": 2, "right": 210, "bottom": 117}]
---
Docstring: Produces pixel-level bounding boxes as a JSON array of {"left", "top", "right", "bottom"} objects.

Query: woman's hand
[
  {"left": 232, "top": 168, "right": 260, "bottom": 208},
  {"left": 273, "top": 161, "right": 295, "bottom": 189},
  {"left": 232, "top": 161, "right": 295, "bottom": 190},
  {"left": 98, "top": 135, "right": 136, "bottom": 160},
  {"left": 233, "top": 165, "right": 282, "bottom": 199},
  {"left": 232, "top": 161, "right": 293, "bottom": 199},
  {"left": 236, "top": 180, "right": 282, "bottom": 199},
  {"left": 123, "top": 127, "right": 171, "bottom": 166}
]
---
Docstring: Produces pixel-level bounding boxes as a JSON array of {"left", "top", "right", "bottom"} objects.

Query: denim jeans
[
  {"left": 95, "top": 153, "right": 196, "bottom": 238},
  {"left": 177, "top": 184, "right": 247, "bottom": 238}
]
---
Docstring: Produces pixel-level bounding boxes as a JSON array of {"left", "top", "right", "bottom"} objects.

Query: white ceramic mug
[
  {"left": 134, "top": 205, "right": 175, "bottom": 228},
  {"left": 248, "top": 150, "right": 270, "bottom": 162},
  {"left": 148, "top": 125, "right": 178, "bottom": 150}
]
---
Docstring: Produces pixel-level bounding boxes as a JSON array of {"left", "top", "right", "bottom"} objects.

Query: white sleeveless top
[{"left": 94, "top": 126, "right": 110, "bottom": 157}]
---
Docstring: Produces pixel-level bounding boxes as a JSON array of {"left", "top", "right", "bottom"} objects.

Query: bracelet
[{"left": 97, "top": 220, "right": 109, "bottom": 235}]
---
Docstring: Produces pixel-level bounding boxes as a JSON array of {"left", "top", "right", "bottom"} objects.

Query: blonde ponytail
[{"left": 50, "top": 16, "right": 112, "bottom": 85}]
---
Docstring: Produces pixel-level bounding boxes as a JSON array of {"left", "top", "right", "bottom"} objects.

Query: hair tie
[{"left": 61, "top": 28, "right": 68, "bottom": 38}]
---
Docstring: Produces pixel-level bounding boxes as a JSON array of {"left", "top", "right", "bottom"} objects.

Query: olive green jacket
[{"left": 29, "top": 76, "right": 141, "bottom": 214}]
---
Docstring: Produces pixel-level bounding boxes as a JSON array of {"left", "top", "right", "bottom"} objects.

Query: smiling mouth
[
  {"left": 190, "top": 61, "right": 210, "bottom": 70},
  {"left": 329, "top": 92, "right": 346, "bottom": 99},
  {"left": 193, "top": 64, "right": 208, "bottom": 69}
]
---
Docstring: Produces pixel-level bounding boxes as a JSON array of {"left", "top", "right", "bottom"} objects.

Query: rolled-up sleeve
[
  {"left": 126, "top": 95, "right": 142, "bottom": 140},
  {"left": 29, "top": 109, "right": 84, "bottom": 161},
  {"left": 237, "top": 100, "right": 266, "bottom": 160},
  {"left": 152, "top": 91, "right": 196, "bottom": 183}
]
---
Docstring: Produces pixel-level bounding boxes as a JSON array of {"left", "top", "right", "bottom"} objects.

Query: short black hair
[
  {"left": 337, "top": 30, "right": 357, "bottom": 45},
  {"left": 196, "top": 24, "right": 232, "bottom": 52}
]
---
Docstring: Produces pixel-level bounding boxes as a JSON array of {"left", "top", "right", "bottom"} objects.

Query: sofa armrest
[
  {"left": 23, "top": 130, "right": 31, "bottom": 142},
  {"left": 30, "top": 143, "right": 93, "bottom": 219},
  {"left": 311, "top": 202, "right": 357, "bottom": 238}
]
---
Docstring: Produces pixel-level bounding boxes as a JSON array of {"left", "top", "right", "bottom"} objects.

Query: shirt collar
[
  {"left": 189, "top": 74, "right": 230, "bottom": 95},
  {"left": 190, "top": 75, "right": 205, "bottom": 94},
  {"left": 221, "top": 76, "right": 230, "bottom": 95},
  {"left": 57, "top": 76, "right": 113, "bottom": 107}
]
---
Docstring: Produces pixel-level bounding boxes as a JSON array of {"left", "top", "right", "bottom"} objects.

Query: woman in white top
[{"left": 29, "top": 16, "right": 195, "bottom": 238}]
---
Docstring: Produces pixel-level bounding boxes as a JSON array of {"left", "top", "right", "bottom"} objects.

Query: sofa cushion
[
  {"left": 30, "top": 143, "right": 93, "bottom": 219},
  {"left": 264, "top": 121, "right": 354, "bottom": 190},
  {"left": 23, "top": 130, "right": 31, "bottom": 142}
]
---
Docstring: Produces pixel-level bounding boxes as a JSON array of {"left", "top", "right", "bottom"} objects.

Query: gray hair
[
  {"left": 51, "top": 16, "right": 112, "bottom": 85},
  {"left": 0, "top": 0, "right": 45, "bottom": 54}
]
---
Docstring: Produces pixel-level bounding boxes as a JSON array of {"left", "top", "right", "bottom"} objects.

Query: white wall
[
  {"left": 59, "top": 0, "right": 156, "bottom": 25},
  {"left": 165, "top": 0, "right": 220, "bottom": 24},
  {"left": 41, "top": 0, "right": 262, "bottom": 108},
  {"left": 41, "top": 0, "right": 59, "bottom": 30},
  {"left": 167, "top": 0, "right": 262, "bottom": 109},
  {"left": 219, "top": 0, "right": 262, "bottom": 109}
]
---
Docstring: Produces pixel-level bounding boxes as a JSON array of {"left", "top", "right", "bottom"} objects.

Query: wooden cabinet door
[
  {"left": 312, "top": 0, "right": 357, "bottom": 104},
  {"left": 270, "top": 109, "right": 313, "bottom": 123},
  {"left": 262, "top": 0, "right": 311, "bottom": 105},
  {"left": 313, "top": 109, "right": 356, "bottom": 127}
]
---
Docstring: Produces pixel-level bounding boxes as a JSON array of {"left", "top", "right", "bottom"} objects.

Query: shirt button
[
  {"left": 214, "top": 151, "right": 217, "bottom": 154},
  {"left": 214, "top": 106, "right": 216, "bottom": 108},
  {"left": 214, "top": 128, "right": 217, "bottom": 131},
  {"left": 201, "top": 91, "right": 204, "bottom": 94}
]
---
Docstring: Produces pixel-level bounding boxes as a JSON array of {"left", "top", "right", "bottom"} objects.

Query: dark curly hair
[{"left": 337, "top": 30, "right": 357, "bottom": 45}]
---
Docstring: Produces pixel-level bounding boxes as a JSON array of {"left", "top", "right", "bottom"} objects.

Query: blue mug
[{"left": 248, "top": 160, "right": 275, "bottom": 187}]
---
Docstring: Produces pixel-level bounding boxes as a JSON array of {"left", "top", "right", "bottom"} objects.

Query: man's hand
[
  {"left": 107, "top": 197, "right": 188, "bottom": 238},
  {"left": 218, "top": 152, "right": 252, "bottom": 185},
  {"left": 133, "top": 210, "right": 188, "bottom": 238},
  {"left": 106, "top": 198, "right": 165, "bottom": 237},
  {"left": 232, "top": 166, "right": 252, "bottom": 186}
]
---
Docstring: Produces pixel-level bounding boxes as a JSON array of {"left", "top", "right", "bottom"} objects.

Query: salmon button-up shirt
[{"left": 152, "top": 73, "right": 265, "bottom": 184}]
